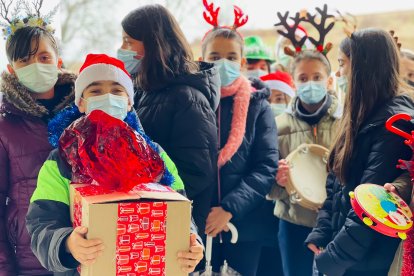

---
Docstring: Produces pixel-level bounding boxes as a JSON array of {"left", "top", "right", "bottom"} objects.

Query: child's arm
[
  {"left": 0, "top": 138, "right": 17, "bottom": 275},
  {"left": 26, "top": 156, "right": 79, "bottom": 272}
]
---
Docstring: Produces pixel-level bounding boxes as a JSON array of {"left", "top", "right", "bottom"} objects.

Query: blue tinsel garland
[{"left": 48, "top": 103, "right": 174, "bottom": 186}]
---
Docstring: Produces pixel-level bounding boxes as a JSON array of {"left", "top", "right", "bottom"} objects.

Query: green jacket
[{"left": 269, "top": 95, "right": 342, "bottom": 227}]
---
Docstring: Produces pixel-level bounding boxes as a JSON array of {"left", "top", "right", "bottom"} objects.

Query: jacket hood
[
  {"left": 286, "top": 93, "right": 343, "bottom": 120},
  {"left": 0, "top": 71, "right": 76, "bottom": 118},
  {"left": 249, "top": 77, "right": 271, "bottom": 100},
  {"left": 153, "top": 62, "right": 220, "bottom": 111}
]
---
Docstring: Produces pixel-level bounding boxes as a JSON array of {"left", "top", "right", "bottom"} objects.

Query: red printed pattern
[{"left": 116, "top": 202, "right": 167, "bottom": 276}]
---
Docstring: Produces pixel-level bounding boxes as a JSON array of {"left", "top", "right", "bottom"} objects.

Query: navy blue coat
[
  {"left": 305, "top": 95, "right": 414, "bottom": 276},
  {"left": 216, "top": 79, "right": 279, "bottom": 243}
]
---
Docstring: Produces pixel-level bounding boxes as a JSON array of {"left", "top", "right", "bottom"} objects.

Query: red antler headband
[{"left": 202, "top": 0, "right": 248, "bottom": 40}]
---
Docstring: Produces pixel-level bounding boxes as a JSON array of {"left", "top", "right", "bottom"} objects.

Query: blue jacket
[
  {"left": 216, "top": 78, "right": 279, "bottom": 243},
  {"left": 305, "top": 95, "right": 414, "bottom": 276}
]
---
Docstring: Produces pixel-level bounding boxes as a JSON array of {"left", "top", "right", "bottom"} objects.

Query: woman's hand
[
  {"left": 276, "top": 159, "right": 290, "bottom": 187},
  {"left": 177, "top": 234, "right": 204, "bottom": 273},
  {"left": 205, "top": 207, "right": 233, "bottom": 237}
]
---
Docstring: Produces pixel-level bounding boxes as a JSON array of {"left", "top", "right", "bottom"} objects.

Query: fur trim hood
[{"left": 0, "top": 71, "right": 76, "bottom": 118}]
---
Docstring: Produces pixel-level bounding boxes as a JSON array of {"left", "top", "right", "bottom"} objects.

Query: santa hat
[
  {"left": 75, "top": 54, "right": 134, "bottom": 106},
  {"left": 260, "top": 72, "right": 295, "bottom": 98},
  {"left": 275, "top": 24, "right": 312, "bottom": 57}
]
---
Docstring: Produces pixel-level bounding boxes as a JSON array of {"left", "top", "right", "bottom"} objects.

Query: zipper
[
  {"left": 217, "top": 104, "right": 223, "bottom": 243},
  {"left": 312, "top": 125, "right": 318, "bottom": 144}
]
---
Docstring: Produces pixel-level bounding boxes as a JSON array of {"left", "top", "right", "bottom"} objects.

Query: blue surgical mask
[
  {"left": 270, "top": 103, "right": 287, "bottom": 117},
  {"left": 245, "top": 69, "right": 267, "bottom": 79},
  {"left": 214, "top": 59, "right": 241, "bottom": 87},
  {"left": 117, "top": 48, "right": 142, "bottom": 75},
  {"left": 337, "top": 75, "right": 348, "bottom": 94},
  {"left": 296, "top": 81, "right": 327, "bottom": 105},
  {"left": 85, "top": 93, "right": 128, "bottom": 120},
  {"left": 15, "top": 63, "right": 58, "bottom": 93}
]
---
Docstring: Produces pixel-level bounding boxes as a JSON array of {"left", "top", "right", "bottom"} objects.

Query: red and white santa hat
[
  {"left": 75, "top": 54, "right": 134, "bottom": 106},
  {"left": 260, "top": 71, "right": 295, "bottom": 98}
]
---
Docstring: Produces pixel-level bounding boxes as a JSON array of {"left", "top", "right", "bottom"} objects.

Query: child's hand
[
  {"left": 205, "top": 207, "right": 233, "bottom": 237},
  {"left": 307, "top": 243, "right": 321, "bottom": 255},
  {"left": 384, "top": 183, "right": 399, "bottom": 195},
  {"left": 276, "top": 159, "right": 290, "bottom": 187},
  {"left": 177, "top": 234, "right": 204, "bottom": 273},
  {"left": 65, "top": 226, "right": 104, "bottom": 265}
]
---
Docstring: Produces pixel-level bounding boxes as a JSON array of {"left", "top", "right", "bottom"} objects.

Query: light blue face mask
[
  {"left": 214, "top": 59, "right": 241, "bottom": 87},
  {"left": 336, "top": 75, "right": 348, "bottom": 94},
  {"left": 245, "top": 69, "right": 268, "bottom": 79},
  {"left": 296, "top": 81, "right": 328, "bottom": 105},
  {"left": 117, "top": 48, "right": 142, "bottom": 75},
  {"left": 270, "top": 103, "right": 287, "bottom": 117},
  {"left": 15, "top": 63, "right": 58, "bottom": 93},
  {"left": 85, "top": 93, "right": 128, "bottom": 120}
]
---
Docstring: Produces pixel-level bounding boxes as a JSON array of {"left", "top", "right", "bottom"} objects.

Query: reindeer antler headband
[
  {"left": 202, "top": 0, "right": 248, "bottom": 40},
  {"left": 0, "top": 0, "right": 57, "bottom": 40},
  {"left": 275, "top": 4, "right": 335, "bottom": 57}
]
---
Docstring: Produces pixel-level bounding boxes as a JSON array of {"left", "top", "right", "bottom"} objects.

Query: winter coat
[
  {"left": 269, "top": 95, "right": 342, "bottom": 228},
  {"left": 26, "top": 108, "right": 200, "bottom": 276},
  {"left": 305, "top": 94, "right": 414, "bottom": 276},
  {"left": 216, "top": 78, "right": 279, "bottom": 243},
  {"left": 0, "top": 71, "right": 76, "bottom": 276},
  {"left": 134, "top": 62, "right": 220, "bottom": 234}
]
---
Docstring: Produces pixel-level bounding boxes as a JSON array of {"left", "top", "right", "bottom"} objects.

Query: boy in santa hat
[
  {"left": 26, "top": 54, "right": 203, "bottom": 275},
  {"left": 260, "top": 71, "right": 295, "bottom": 117}
]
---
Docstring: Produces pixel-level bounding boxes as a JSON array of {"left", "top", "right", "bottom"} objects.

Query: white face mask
[
  {"left": 15, "top": 63, "right": 58, "bottom": 93},
  {"left": 85, "top": 93, "right": 128, "bottom": 121},
  {"left": 245, "top": 69, "right": 268, "bottom": 79}
]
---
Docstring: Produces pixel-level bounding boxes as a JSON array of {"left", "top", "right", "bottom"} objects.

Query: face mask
[
  {"left": 85, "top": 93, "right": 128, "bottom": 120},
  {"left": 337, "top": 75, "right": 348, "bottom": 93},
  {"left": 296, "top": 81, "right": 328, "bottom": 105},
  {"left": 270, "top": 103, "right": 287, "bottom": 117},
  {"left": 214, "top": 59, "right": 241, "bottom": 87},
  {"left": 117, "top": 48, "right": 142, "bottom": 75},
  {"left": 245, "top": 69, "right": 267, "bottom": 79},
  {"left": 278, "top": 51, "right": 292, "bottom": 69},
  {"left": 15, "top": 63, "right": 58, "bottom": 93}
]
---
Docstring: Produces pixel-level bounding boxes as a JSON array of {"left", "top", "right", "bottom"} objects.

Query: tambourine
[
  {"left": 285, "top": 144, "right": 329, "bottom": 211},
  {"left": 350, "top": 184, "right": 413, "bottom": 240}
]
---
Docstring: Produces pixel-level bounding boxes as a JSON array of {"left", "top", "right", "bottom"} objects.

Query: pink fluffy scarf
[{"left": 218, "top": 76, "right": 252, "bottom": 168}]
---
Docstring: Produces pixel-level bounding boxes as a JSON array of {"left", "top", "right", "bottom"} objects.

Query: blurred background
[{"left": 1, "top": 0, "right": 414, "bottom": 74}]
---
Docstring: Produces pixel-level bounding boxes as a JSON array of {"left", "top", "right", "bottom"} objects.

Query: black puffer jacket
[
  {"left": 305, "top": 95, "right": 414, "bottom": 276},
  {"left": 134, "top": 62, "right": 220, "bottom": 234},
  {"left": 216, "top": 79, "right": 279, "bottom": 242}
]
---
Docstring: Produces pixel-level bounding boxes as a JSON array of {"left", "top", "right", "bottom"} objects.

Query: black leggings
[{"left": 211, "top": 241, "right": 263, "bottom": 276}]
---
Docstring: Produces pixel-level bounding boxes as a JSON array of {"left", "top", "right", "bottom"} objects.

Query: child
[
  {"left": 26, "top": 54, "right": 203, "bottom": 274},
  {"left": 260, "top": 71, "right": 295, "bottom": 117},
  {"left": 200, "top": 2, "right": 278, "bottom": 275},
  {"left": 119, "top": 4, "right": 219, "bottom": 238},
  {"left": 0, "top": 8, "right": 75, "bottom": 275},
  {"left": 305, "top": 29, "right": 414, "bottom": 276},
  {"left": 268, "top": 6, "right": 342, "bottom": 276},
  {"left": 400, "top": 49, "right": 414, "bottom": 87},
  {"left": 244, "top": 36, "right": 274, "bottom": 78}
]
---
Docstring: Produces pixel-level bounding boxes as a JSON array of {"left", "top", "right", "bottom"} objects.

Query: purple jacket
[{"left": 0, "top": 72, "right": 75, "bottom": 276}]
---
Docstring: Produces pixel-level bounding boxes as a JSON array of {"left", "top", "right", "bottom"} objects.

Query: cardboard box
[{"left": 69, "top": 183, "right": 191, "bottom": 276}]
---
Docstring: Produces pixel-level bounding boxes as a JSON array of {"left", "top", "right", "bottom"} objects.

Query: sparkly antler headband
[
  {"left": 0, "top": 0, "right": 57, "bottom": 40},
  {"left": 202, "top": 0, "right": 248, "bottom": 40}
]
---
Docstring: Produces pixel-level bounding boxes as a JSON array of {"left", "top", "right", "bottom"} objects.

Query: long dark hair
[
  {"left": 329, "top": 28, "right": 406, "bottom": 183},
  {"left": 121, "top": 4, "right": 199, "bottom": 91},
  {"left": 6, "top": 26, "right": 58, "bottom": 63}
]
